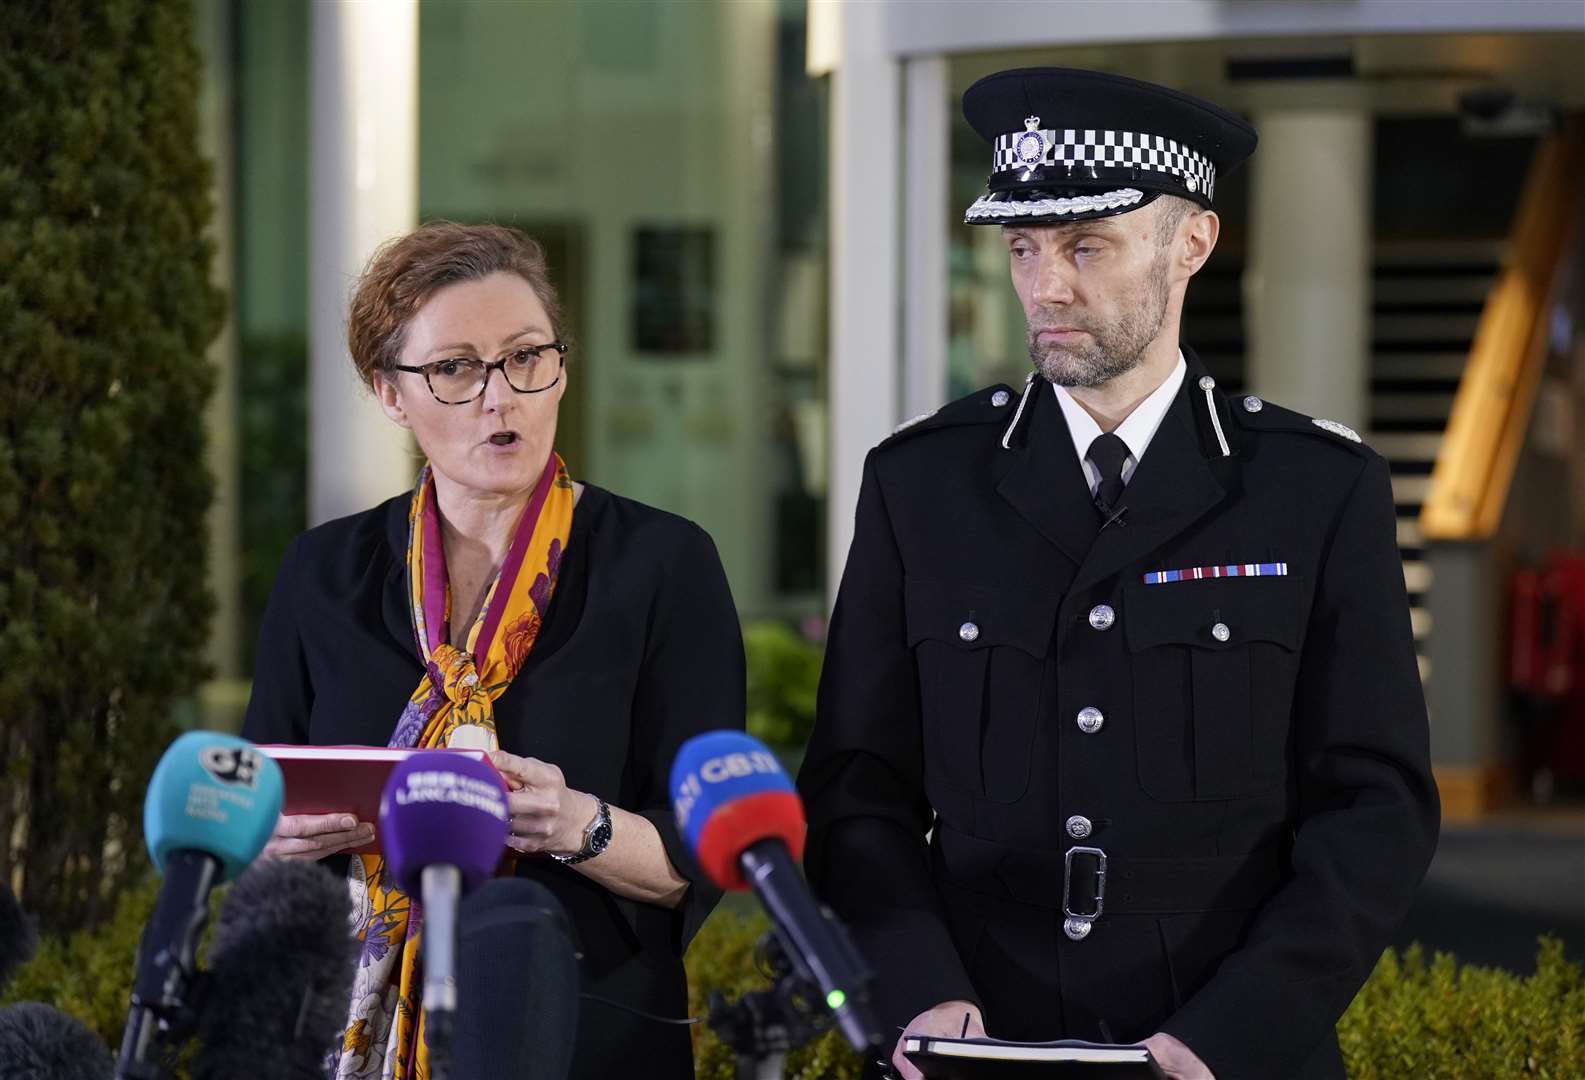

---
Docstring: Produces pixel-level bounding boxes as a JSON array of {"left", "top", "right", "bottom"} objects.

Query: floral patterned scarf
[{"left": 332, "top": 453, "right": 574, "bottom": 1080}]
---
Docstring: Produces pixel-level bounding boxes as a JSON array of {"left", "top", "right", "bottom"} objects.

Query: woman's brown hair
[{"left": 346, "top": 220, "right": 564, "bottom": 388}]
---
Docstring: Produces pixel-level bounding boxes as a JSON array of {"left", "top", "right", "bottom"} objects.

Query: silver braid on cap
[{"left": 1000, "top": 371, "right": 1039, "bottom": 450}]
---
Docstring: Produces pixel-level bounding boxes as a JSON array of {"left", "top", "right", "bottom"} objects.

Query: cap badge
[{"left": 1015, "top": 116, "right": 1047, "bottom": 171}]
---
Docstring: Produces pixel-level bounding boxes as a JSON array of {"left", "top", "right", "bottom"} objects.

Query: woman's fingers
[
  {"left": 489, "top": 752, "right": 562, "bottom": 790},
  {"left": 274, "top": 812, "right": 363, "bottom": 839},
  {"left": 267, "top": 836, "right": 355, "bottom": 858},
  {"left": 266, "top": 819, "right": 374, "bottom": 860}
]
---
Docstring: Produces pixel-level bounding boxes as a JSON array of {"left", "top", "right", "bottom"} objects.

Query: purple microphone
[{"left": 379, "top": 751, "right": 510, "bottom": 1078}]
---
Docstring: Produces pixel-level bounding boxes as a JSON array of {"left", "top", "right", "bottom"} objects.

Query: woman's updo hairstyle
[{"left": 347, "top": 220, "right": 564, "bottom": 389}]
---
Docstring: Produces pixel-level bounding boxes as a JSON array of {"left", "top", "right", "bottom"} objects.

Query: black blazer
[
  {"left": 798, "top": 349, "right": 1439, "bottom": 1080},
  {"left": 243, "top": 483, "right": 745, "bottom": 1079}
]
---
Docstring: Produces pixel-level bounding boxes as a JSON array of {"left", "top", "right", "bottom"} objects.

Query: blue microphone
[
  {"left": 671, "top": 731, "right": 882, "bottom": 1054},
  {"left": 115, "top": 732, "right": 283, "bottom": 1080}
]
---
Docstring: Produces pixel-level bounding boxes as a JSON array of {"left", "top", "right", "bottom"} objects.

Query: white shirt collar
[{"left": 1052, "top": 352, "right": 1187, "bottom": 492}]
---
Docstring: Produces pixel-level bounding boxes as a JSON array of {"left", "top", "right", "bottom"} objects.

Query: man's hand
[
  {"left": 891, "top": 1000, "right": 984, "bottom": 1080},
  {"left": 1142, "top": 1032, "right": 1215, "bottom": 1080}
]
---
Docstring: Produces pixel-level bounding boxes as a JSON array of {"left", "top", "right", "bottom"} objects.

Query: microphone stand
[{"left": 706, "top": 935, "right": 853, "bottom": 1080}]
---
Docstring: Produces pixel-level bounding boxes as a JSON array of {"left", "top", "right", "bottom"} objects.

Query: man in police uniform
[{"left": 798, "top": 68, "right": 1440, "bottom": 1080}]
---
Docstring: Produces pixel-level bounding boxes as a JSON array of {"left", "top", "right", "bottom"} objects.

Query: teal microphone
[{"left": 116, "top": 732, "right": 283, "bottom": 1079}]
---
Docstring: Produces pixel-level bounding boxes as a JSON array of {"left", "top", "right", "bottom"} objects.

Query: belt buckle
[{"left": 1062, "top": 845, "right": 1107, "bottom": 940}]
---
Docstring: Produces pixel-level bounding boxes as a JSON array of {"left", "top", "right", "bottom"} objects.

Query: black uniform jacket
[
  {"left": 798, "top": 349, "right": 1440, "bottom": 1080},
  {"left": 243, "top": 483, "right": 745, "bottom": 1080}
]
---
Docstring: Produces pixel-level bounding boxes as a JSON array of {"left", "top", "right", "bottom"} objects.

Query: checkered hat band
[{"left": 993, "top": 128, "right": 1216, "bottom": 199}]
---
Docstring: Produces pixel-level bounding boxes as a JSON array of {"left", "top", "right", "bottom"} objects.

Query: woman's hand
[
  {"left": 488, "top": 750, "right": 597, "bottom": 857},
  {"left": 262, "top": 813, "right": 375, "bottom": 860}
]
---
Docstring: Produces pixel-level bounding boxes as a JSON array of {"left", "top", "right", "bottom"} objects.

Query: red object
[
  {"left": 258, "top": 745, "right": 496, "bottom": 856},
  {"left": 692, "top": 790, "right": 807, "bottom": 891},
  {"left": 1509, "top": 567, "right": 1540, "bottom": 694}
]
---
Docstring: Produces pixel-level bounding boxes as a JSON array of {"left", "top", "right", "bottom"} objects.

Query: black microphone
[
  {"left": 191, "top": 859, "right": 358, "bottom": 1080},
  {"left": 0, "top": 881, "right": 37, "bottom": 996},
  {"left": 0, "top": 1002, "right": 114, "bottom": 1080},
  {"left": 671, "top": 731, "right": 884, "bottom": 1054},
  {"left": 452, "top": 879, "right": 578, "bottom": 1080}
]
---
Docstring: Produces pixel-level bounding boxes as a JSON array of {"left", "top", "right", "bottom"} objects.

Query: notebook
[
  {"left": 902, "top": 1034, "right": 1167, "bottom": 1079},
  {"left": 259, "top": 745, "right": 497, "bottom": 855}
]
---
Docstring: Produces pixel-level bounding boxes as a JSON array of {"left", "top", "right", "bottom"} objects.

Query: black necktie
[{"left": 1087, "top": 432, "right": 1130, "bottom": 519}]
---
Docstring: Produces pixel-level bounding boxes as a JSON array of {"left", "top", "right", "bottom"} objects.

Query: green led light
[{"left": 827, "top": 989, "right": 847, "bottom": 1010}]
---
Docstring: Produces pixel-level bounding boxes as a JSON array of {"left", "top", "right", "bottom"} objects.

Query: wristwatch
[{"left": 552, "top": 796, "right": 612, "bottom": 865}]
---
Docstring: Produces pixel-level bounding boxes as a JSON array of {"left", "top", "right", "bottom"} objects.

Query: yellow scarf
[{"left": 333, "top": 454, "right": 575, "bottom": 1080}]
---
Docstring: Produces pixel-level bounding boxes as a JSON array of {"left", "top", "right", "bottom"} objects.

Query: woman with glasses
[{"left": 242, "top": 221, "right": 744, "bottom": 1079}]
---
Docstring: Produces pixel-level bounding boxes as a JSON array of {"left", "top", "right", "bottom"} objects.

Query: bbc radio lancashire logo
[{"left": 200, "top": 745, "right": 262, "bottom": 789}]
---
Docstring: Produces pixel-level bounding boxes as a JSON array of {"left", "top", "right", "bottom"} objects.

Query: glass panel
[{"left": 417, "top": 0, "right": 827, "bottom": 618}]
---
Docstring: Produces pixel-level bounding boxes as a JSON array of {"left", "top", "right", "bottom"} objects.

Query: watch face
[{"left": 586, "top": 801, "right": 613, "bottom": 855}]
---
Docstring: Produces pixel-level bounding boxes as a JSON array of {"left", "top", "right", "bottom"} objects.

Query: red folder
[{"left": 258, "top": 745, "right": 499, "bottom": 856}]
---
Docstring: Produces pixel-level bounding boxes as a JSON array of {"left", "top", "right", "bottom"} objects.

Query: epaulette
[
  {"left": 1230, "top": 393, "right": 1374, "bottom": 456},
  {"left": 878, "top": 383, "right": 1020, "bottom": 449}
]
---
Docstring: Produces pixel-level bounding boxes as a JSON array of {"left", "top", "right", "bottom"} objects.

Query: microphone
[
  {"left": 670, "top": 731, "right": 883, "bottom": 1054},
  {"left": 0, "top": 1002, "right": 114, "bottom": 1080},
  {"left": 379, "top": 751, "right": 510, "bottom": 1077},
  {"left": 452, "top": 878, "right": 578, "bottom": 1080},
  {"left": 191, "top": 859, "right": 358, "bottom": 1080},
  {"left": 0, "top": 881, "right": 37, "bottom": 996},
  {"left": 116, "top": 732, "right": 284, "bottom": 1080}
]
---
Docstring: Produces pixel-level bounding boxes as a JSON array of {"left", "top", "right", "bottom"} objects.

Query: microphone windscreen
[
  {"left": 0, "top": 1003, "right": 113, "bottom": 1080},
  {"left": 192, "top": 859, "right": 357, "bottom": 1080},
  {"left": 379, "top": 752, "right": 509, "bottom": 894},
  {"left": 453, "top": 878, "right": 578, "bottom": 1080},
  {"left": 144, "top": 731, "right": 284, "bottom": 881},
  {"left": 0, "top": 883, "right": 36, "bottom": 996},
  {"left": 670, "top": 731, "right": 805, "bottom": 890}
]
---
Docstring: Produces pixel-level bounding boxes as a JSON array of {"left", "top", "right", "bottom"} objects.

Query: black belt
[{"left": 935, "top": 824, "right": 1285, "bottom": 918}]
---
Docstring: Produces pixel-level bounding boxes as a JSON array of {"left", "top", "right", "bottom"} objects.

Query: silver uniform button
[
  {"left": 1076, "top": 707, "right": 1105, "bottom": 734},
  {"left": 1212, "top": 621, "right": 1231, "bottom": 643},
  {"left": 959, "top": 621, "right": 980, "bottom": 643},
  {"left": 1198, "top": 375, "right": 1216, "bottom": 391},
  {"left": 991, "top": 389, "right": 1011, "bottom": 407},
  {"left": 1087, "top": 604, "right": 1115, "bottom": 631},
  {"left": 1185, "top": 174, "right": 1199, "bottom": 193},
  {"left": 1065, "top": 815, "right": 1093, "bottom": 840},
  {"left": 1063, "top": 917, "right": 1092, "bottom": 941},
  {"left": 1243, "top": 395, "right": 1264, "bottom": 413}
]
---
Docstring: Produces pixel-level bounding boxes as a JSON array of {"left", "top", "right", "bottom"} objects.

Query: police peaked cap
[{"left": 962, "top": 67, "right": 1257, "bottom": 226}]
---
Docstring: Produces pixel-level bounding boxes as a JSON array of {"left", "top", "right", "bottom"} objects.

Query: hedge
[
  {"left": 0, "top": 0, "right": 225, "bottom": 933},
  {"left": 7, "top": 881, "right": 1582, "bottom": 1078}
]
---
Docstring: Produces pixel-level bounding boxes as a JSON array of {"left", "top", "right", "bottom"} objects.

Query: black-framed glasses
[{"left": 394, "top": 342, "right": 568, "bottom": 405}]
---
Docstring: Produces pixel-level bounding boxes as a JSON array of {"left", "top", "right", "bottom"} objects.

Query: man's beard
[{"left": 1027, "top": 251, "right": 1172, "bottom": 388}]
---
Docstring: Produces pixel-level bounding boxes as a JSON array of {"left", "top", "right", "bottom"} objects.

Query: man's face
[{"left": 1005, "top": 202, "right": 1179, "bottom": 388}]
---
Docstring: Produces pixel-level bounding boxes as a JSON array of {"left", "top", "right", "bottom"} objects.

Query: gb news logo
[
  {"left": 200, "top": 745, "right": 262, "bottom": 789},
  {"left": 673, "top": 746, "right": 784, "bottom": 830}
]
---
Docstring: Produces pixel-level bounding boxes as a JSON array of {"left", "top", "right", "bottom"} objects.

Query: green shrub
[
  {"left": 15, "top": 886, "right": 1581, "bottom": 1079},
  {"left": 744, "top": 621, "right": 823, "bottom": 750},
  {"left": 1, "top": 877, "right": 157, "bottom": 1047},
  {"left": 0, "top": 0, "right": 225, "bottom": 932},
  {"left": 685, "top": 908, "right": 862, "bottom": 1080},
  {"left": 1339, "top": 938, "right": 1585, "bottom": 1079}
]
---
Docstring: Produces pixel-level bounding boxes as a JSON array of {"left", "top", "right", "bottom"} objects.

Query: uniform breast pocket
[
  {"left": 1124, "top": 576, "right": 1305, "bottom": 802},
  {"left": 904, "top": 580, "right": 1058, "bottom": 803}
]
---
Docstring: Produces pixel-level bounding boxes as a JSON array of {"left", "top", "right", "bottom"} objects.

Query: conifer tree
[{"left": 0, "top": 0, "right": 224, "bottom": 931}]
